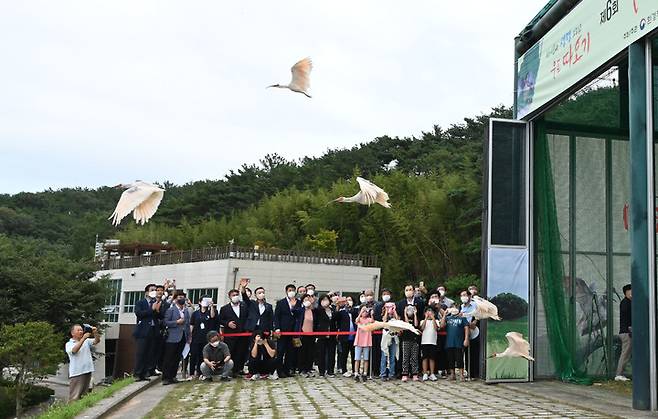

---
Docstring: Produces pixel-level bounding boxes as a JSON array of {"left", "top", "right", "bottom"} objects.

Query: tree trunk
[{"left": 15, "top": 368, "right": 24, "bottom": 418}]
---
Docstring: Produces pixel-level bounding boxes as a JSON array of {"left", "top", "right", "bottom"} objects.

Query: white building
[{"left": 92, "top": 245, "right": 380, "bottom": 379}]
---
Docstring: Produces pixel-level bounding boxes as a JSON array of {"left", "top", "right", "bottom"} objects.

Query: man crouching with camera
[{"left": 65, "top": 324, "right": 100, "bottom": 401}]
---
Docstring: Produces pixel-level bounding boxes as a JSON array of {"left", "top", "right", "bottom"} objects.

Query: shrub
[{"left": 490, "top": 292, "right": 529, "bottom": 320}]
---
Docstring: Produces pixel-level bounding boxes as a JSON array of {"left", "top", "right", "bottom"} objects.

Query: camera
[{"left": 83, "top": 324, "right": 94, "bottom": 334}]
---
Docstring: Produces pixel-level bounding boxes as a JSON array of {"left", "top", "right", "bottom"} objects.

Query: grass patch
[
  {"left": 145, "top": 382, "right": 195, "bottom": 419},
  {"left": 486, "top": 316, "right": 530, "bottom": 380},
  {"left": 38, "top": 377, "right": 134, "bottom": 419}
]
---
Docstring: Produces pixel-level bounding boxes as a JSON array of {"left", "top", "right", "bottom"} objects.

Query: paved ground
[{"left": 137, "top": 376, "right": 637, "bottom": 419}]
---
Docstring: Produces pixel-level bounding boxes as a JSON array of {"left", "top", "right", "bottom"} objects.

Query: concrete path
[{"left": 104, "top": 381, "right": 174, "bottom": 419}]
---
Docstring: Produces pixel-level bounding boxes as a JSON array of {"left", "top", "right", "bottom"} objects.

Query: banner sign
[{"left": 517, "top": 0, "right": 658, "bottom": 119}]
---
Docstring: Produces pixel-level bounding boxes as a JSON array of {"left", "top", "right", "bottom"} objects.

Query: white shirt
[
  {"left": 232, "top": 303, "right": 241, "bottom": 318},
  {"left": 421, "top": 320, "right": 439, "bottom": 345},
  {"left": 65, "top": 338, "right": 95, "bottom": 378},
  {"left": 258, "top": 302, "right": 266, "bottom": 316}
]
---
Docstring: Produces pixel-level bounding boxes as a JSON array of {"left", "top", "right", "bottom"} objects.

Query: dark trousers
[
  {"left": 467, "top": 336, "right": 480, "bottom": 378},
  {"left": 162, "top": 336, "right": 185, "bottom": 380},
  {"left": 249, "top": 356, "right": 278, "bottom": 375},
  {"left": 317, "top": 337, "right": 337, "bottom": 375},
  {"left": 298, "top": 336, "right": 316, "bottom": 373},
  {"left": 153, "top": 332, "right": 166, "bottom": 372},
  {"left": 276, "top": 336, "right": 296, "bottom": 375},
  {"left": 371, "top": 333, "right": 382, "bottom": 376},
  {"left": 133, "top": 327, "right": 156, "bottom": 379},
  {"left": 225, "top": 336, "right": 249, "bottom": 374},
  {"left": 189, "top": 341, "right": 206, "bottom": 376},
  {"left": 338, "top": 339, "right": 355, "bottom": 373},
  {"left": 436, "top": 335, "right": 447, "bottom": 371}
]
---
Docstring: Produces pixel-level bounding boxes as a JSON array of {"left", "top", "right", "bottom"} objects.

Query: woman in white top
[{"left": 419, "top": 307, "right": 440, "bottom": 381}]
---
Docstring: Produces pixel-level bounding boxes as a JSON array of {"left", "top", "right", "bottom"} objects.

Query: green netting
[{"left": 534, "top": 123, "right": 592, "bottom": 384}]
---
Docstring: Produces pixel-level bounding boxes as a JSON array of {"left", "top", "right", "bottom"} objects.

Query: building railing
[{"left": 101, "top": 245, "right": 378, "bottom": 270}]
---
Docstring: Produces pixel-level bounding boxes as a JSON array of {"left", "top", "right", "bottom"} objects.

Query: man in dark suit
[
  {"left": 133, "top": 283, "right": 159, "bottom": 382},
  {"left": 246, "top": 286, "right": 274, "bottom": 333},
  {"left": 219, "top": 289, "right": 249, "bottom": 375},
  {"left": 150, "top": 283, "right": 170, "bottom": 376},
  {"left": 162, "top": 290, "right": 191, "bottom": 384},
  {"left": 274, "top": 283, "right": 302, "bottom": 378}
]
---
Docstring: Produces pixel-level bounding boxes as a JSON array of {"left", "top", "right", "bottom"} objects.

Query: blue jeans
[{"left": 380, "top": 340, "right": 397, "bottom": 378}]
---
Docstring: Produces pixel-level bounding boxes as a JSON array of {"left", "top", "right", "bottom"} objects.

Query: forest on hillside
[{"left": 0, "top": 106, "right": 515, "bottom": 292}]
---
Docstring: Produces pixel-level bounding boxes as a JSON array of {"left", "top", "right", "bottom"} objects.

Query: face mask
[
  {"left": 366, "top": 296, "right": 374, "bottom": 302},
  {"left": 347, "top": 300, "right": 353, "bottom": 307},
  {"left": 256, "top": 292, "right": 265, "bottom": 300},
  {"left": 148, "top": 291, "right": 157, "bottom": 299},
  {"left": 438, "top": 290, "right": 446, "bottom": 297},
  {"left": 210, "top": 341, "right": 220, "bottom": 348},
  {"left": 382, "top": 294, "right": 391, "bottom": 302},
  {"left": 307, "top": 289, "right": 315, "bottom": 296},
  {"left": 177, "top": 298, "right": 186, "bottom": 305},
  {"left": 470, "top": 290, "right": 477, "bottom": 296},
  {"left": 359, "top": 296, "right": 366, "bottom": 304},
  {"left": 321, "top": 301, "right": 330, "bottom": 308},
  {"left": 231, "top": 295, "right": 240, "bottom": 304},
  {"left": 406, "top": 309, "right": 415, "bottom": 317},
  {"left": 460, "top": 296, "right": 469, "bottom": 304},
  {"left": 163, "top": 291, "right": 168, "bottom": 298},
  {"left": 331, "top": 296, "right": 338, "bottom": 303},
  {"left": 405, "top": 291, "right": 414, "bottom": 299},
  {"left": 287, "top": 291, "right": 296, "bottom": 299},
  {"left": 303, "top": 301, "right": 312, "bottom": 308},
  {"left": 200, "top": 300, "right": 209, "bottom": 307}
]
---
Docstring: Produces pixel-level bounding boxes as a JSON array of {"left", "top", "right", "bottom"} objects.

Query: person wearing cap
[
  {"left": 615, "top": 284, "right": 632, "bottom": 381},
  {"left": 201, "top": 331, "right": 233, "bottom": 381}
]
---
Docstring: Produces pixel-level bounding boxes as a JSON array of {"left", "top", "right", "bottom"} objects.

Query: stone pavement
[{"left": 144, "top": 376, "right": 628, "bottom": 418}]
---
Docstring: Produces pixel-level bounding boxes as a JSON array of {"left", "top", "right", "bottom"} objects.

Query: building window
[
  {"left": 123, "top": 291, "right": 144, "bottom": 313},
  {"left": 104, "top": 278, "right": 122, "bottom": 322},
  {"left": 187, "top": 288, "right": 219, "bottom": 306}
]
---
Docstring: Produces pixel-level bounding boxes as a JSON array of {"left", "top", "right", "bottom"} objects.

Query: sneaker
[
  {"left": 220, "top": 376, "right": 232, "bottom": 381},
  {"left": 615, "top": 375, "right": 630, "bottom": 382},
  {"left": 261, "top": 374, "right": 269, "bottom": 379},
  {"left": 328, "top": 373, "right": 336, "bottom": 378},
  {"left": 343, "top": 371, "right": 352, "bottom": 378},
  {"left": 353, "top": 373, "right": 360, "bottom": 382},
  {"left": 250, "top": 374, "right": 261, "bottom": 381},
  {"left": 401, "top": 375, "right": 408, "bottom": 382},
  {"left": 412, "top": 375, "right": 420, "bottom": 382},
  {"left": 429, "top": 374, "right": 438, "bottom": 381},
  {"left": 422, "top": 373, "right": 429, "bottom": 381},
  {"left": 269, "top": 371, "right": 279, "bottom": 380}
]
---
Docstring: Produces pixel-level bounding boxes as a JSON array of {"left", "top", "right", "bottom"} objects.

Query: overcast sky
[{"left": 0, "top": 1, "right": 545, "bottom": 194}]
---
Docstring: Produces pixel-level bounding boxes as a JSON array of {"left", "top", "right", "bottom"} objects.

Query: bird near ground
[
  {"left": 267, "top": 57, "right": 313, "bottom": 98},
  {"left": 332, "top": 177, "right": 391, "bottom": 208},
  {"left": 359, "top": 319, "right": 420, "bottom": 335},
  {"left": 472, "top": 295, "right": 502, "bottom": 321},
  {"left": 488, "top": 332, "right": 535, "bottom": 361},
  {"left": 109, "top": 181, "right": 165, "bottom": 226}
]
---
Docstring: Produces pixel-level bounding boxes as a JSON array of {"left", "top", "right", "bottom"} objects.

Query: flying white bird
[
  {"left": 267, "top": 57, "right": 313, "bottom": 98},
  {"left": 109, "top": 181, "right": 165, "bottom": 226},
  {"left": 488, "top": 332, "right": 535, "bottom": 361},
  {"left": 472, "top": 295, "right": 502, "bottom": 321},
  {"left": 359, "top": 319, "right": 420, "bottom": 335},
  {"left": 333, "top": 177, "right": 391, "bottom": 208}
]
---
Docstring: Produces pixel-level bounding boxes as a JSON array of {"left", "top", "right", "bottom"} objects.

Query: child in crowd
[
  {"left": 400, "top": 305, "right": 420, "bottom": 382},
  {"left": 441, "top": 306, "right": 470, "bottom": 381},
  {"left": 353, "top": 306, "right": 374, "bottom": 382},
  {"left": 419, "top": 307, "right": 439, "bottom": 381}
]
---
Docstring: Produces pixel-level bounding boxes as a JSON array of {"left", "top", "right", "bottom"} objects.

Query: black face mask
[{"left": 177, "top": 298, "right": 186, "bottom": 305}]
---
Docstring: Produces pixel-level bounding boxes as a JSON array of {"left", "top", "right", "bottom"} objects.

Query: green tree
[{"left": 0, "top": 322, "right": 61, "bottom": 417}]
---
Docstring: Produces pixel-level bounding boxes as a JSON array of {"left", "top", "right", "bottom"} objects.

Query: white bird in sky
[
  {"left": 359, "top": 319, "right": 421, "bottom": 335},
  {"left": 333, "top": 177, "right": 391, "bottom": 208},
  {"left": 109, "top": 181, "right": 165, "bottom": 226},
  {"left": 489, "top": 332, "right": 535, "bottom": 361},
  {"left": 267, "top": 57, "right": 313, "bottom": 98},
  {"left": 472, "top": 295, "right": 502, "bottom": 321}
]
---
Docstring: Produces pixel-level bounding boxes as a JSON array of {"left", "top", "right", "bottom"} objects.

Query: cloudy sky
[{"left": 0, "top": 1, "right": 545, "bottom": 194}]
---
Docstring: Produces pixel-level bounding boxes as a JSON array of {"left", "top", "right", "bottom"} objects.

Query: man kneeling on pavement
[{"left": 201, "top": 330, "right": 234, "bottom": 381}]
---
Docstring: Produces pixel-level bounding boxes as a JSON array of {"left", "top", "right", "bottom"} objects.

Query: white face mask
[
  {"left": 307, "top": 289, "right": 315, "bottom": 296},
  {"left": 210, "top": 341, "right": 220, "bottom": 348},
  {"left": 231, "top": 295, "right": 240, "bottom": 304},
  {"left": 460, "top": 296, "right": 469, "bottom": 304},
  {"left": 287, "top": 291, "right": 296, "bottom": 299},
  {"left": 382, "top": 294, "right": 391, "bottom": 302},
  {"left": 405, "top": 290, "right": 414, "bottom": 299},
  {"left": 303, "top": 301, "right": 312, "bottom": 308},
  {"left": 200, "top": 300, "right": 209, "bottom": 307},
  {"left": 148, "top": 291, "right": 157, "bottom": 299},
  {"left": 256, "top": 292, "right": 265, "bottom": 300},
  {"left": 438, "top": 290, "right": 446, "bottom": 297},
  {"left": 359, "top": 296, "right": 366, "bottom": 304}
]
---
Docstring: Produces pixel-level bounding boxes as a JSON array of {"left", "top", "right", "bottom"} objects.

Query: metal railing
[{"left": 101, "top": 245, "right": 378, "bottom": 270}]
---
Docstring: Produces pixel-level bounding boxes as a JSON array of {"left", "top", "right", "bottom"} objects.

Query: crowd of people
[{"left": 128, "top": 278, "right": 483, "bottom": 385}]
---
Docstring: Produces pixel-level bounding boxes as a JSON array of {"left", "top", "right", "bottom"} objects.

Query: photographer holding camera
[{"left": 65, "top": 324, "right": 100, "bottom": 401}]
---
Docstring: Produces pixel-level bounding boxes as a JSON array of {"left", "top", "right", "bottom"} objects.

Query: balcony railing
[{"left": 101, "top": 245, "right": 378, "bottom": 270}]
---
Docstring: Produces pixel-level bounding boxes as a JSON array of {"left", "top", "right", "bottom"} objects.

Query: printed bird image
[
  {"left": 109, "top": 181, "right": 165, "bottom": 226},
  {"left": 332, "top": 177, "right": 391, "bottom": 208},
  {"left": 488, "top": 332, "right": 535, "bottom": 361},
  {"left": 472, "top": 295, "right": 502, "bottom": 320},
  {"left": 267, "top": 57, "right": 313, "bottom": 98},
  {"left": 359, "top": 319, "right": 420, "bottom": 335}
]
